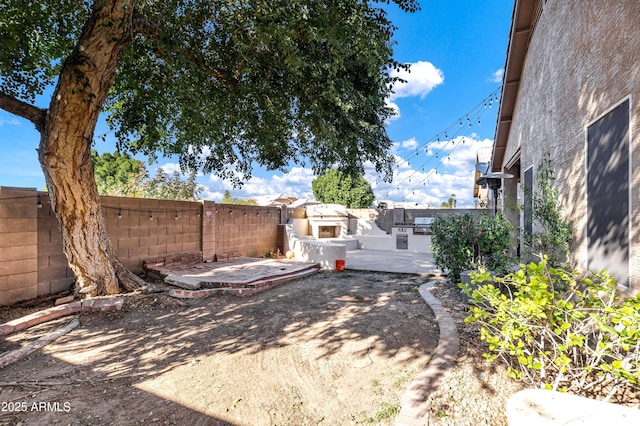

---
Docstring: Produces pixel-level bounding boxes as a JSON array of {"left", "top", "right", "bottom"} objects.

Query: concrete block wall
[
  {"left": 212, "top": 204, "right": 281, "bottom": 258},
  {"left": 37, "top": 192, "right": 74, "bottom": 297},
  {"left": 0, "top": 187, "right": 38, "bottom": 305},
  {"left": 100, "top": 196, "right": 203, "bottom": 272},
  {"left": 0, "top": 188, "right": 283, "bottom": 305}
]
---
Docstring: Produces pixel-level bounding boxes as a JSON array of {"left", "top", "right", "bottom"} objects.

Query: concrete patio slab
[
  {"left": 156, "top": 258, "right": 320, "bottom": 291},
  {"left": 345, "top": 249, "right": 443, "bottom": 276}
]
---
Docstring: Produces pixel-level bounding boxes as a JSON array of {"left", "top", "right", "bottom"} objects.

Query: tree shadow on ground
[{"left": 0, "top": 271, "right": 438, "bottom": 424}]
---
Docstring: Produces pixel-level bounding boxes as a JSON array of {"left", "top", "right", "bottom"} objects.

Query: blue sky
[{"left": 0, "top": 1, "right": 513, "bottom": 208}]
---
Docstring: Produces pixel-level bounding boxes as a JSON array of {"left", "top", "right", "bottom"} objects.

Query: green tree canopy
[
  {"left": 0, "top": 0, "right": 418, "bottom": 296},
  {"left": 116, "top": 168, "right": 202, "bottom": 200},
  {"left": 92, "top": 151, "right": 202, "bottom": 200},
  {"left": 220, "top": 190, "right": 257, "bottom": 205},
  {"left": 92, "top": 150, "right": 144, "bottom": 195},
  {"left": 440, "top": 193, "right": 457, "bottom": 208},
  {"left": 311, "top": 169, "right": 375, "bottom": 208}
]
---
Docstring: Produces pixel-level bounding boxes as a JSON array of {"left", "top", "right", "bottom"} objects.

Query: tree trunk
[{"left": 38, "top": 0, "right": 147, "bottom": 296}]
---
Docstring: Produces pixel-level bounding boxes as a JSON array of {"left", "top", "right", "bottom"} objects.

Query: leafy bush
[
  {"left": 431, "top": 213, "right": 513, "bottom": 281},
  {"left": 462, "top": 259, "right": 640, "bottom": 400}
]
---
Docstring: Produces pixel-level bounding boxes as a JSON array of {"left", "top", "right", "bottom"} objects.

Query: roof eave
[{"left": 492, "top": 0, "right": 537, "bottom": 172}]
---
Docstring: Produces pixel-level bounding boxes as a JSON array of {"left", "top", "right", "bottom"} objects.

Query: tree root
[{"left": 114, "top": 259, "right": 160, "bottom": 294}]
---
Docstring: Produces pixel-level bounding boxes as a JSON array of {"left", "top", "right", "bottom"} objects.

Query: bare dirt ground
[
  {"left": 423, "top": 280, "right": 525, "bottom": 426},
  {"left": 0, "top": 271, "right": 440, "bottom": 426}
]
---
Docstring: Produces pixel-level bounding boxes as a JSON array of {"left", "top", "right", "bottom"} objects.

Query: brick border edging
[
  {"left": 0, "top": 298, "right": 124, "bottom": 336},
  {"left": 168, "top": 268, "right": 319, "bottom": 298},
  {"left": 395, "top": 280, "right": 460, "bottom": 426}
]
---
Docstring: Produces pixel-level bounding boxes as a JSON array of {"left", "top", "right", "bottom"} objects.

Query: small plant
[
  {"left": 462, "top": 258, "right": 640, "bottom": 400},
  {"left": 523, "top": 153, "right": 574, "bottom": 266},
  {"left": 431, "top": 212, "right": 513, "bottom": 281},
  {"left": 363, "top": 402, "right": 400, "bottom": 423}
]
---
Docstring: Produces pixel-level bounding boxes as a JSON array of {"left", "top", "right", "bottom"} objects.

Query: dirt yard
[{"left": 0, "top": 271, "right": 439, "bottom": 425}]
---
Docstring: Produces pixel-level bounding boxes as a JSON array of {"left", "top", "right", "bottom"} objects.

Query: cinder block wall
[
  {"left": 0, "top": 188, "right": 283, "bottom": 305},
  {"left": 100, "top": 196, "right": 203, "bottom": 272},
  {"left": 37, "top": 191, "right": 74, "bottom": 297},
  {"left": 0, "top": 187, "right": 38, "bottom": 305},
  {"left": 211, "top": 204, "right": 281, "bottom": 259}
]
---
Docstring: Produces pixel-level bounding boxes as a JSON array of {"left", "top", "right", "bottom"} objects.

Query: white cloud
[
  {"left": 156, "top": 163, "right": 182, "bottom": 175},
  {"left": 389, "top": 61, "right": 444, "bottom": 100},
  {"left": 490, "top": 68, "right": 504, "bottom": 83},
  {"left": 367, "top": 135, "right": 493, "bottom": 208},
  {"left": 401, "top": 137, "right": 419, "bottom": 150},
  {"left": 386, "top": 60, "right": 444, "bottom": 121},
  {"left": 201, "top": 167, "right": 316, "bottom": 202},
  {"left": 385, "top": 98, "right": 401, "bottom": 121},
  {"left": 184, "top": 135, "right": 493, "bottom": 208}
]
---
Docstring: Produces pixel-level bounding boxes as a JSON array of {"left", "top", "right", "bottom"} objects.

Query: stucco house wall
[{"left": 494, "top": 0, "right": 640, "bottom": 291}]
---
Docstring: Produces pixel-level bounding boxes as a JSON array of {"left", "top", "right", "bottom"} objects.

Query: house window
[{"left": 586, "top": 97, "right": 630, "bottom": 287}]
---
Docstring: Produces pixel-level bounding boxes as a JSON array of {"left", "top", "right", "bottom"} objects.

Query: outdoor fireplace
[{"left": 318, "top": 225, "right": 340, "bottom": 238}]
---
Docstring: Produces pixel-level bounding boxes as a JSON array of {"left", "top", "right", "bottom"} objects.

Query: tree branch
[
  {"left": 0, "top": 319, "right": 79, "bottom": 369},
  {"left": 0, "top": 92, "right": 46, "bottom": 133},
  {"left": 131, "top": 9, "right": 232, "bottom": 84}
]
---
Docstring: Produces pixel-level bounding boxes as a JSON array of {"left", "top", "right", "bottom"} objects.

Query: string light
[{"left": 366, "top": 87, "right": 501, "bottom": 203}]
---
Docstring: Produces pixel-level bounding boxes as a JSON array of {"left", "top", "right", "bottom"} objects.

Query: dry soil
[{"left": 0, "top": 271, "right": 439, "bottom": 426}]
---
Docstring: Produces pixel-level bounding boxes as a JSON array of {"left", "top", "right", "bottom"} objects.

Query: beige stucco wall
[{"left": 501, "top": 0, "right": 640, "bottom": 290}]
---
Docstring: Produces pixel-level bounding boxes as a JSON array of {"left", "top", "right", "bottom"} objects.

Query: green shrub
[
  {"left": 431, "top": 213, "right": 513, "bottom": 281},
  {"left": 523, "top": 153, "right": 574, "bottom": 266},
  {"left": 462, "top": 259, "right": 640, "bottom": 399}
]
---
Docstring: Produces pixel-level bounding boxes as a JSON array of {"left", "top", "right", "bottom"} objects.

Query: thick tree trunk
[{"left": 38, "top": 0, "right": 147, "bottom": 297}]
